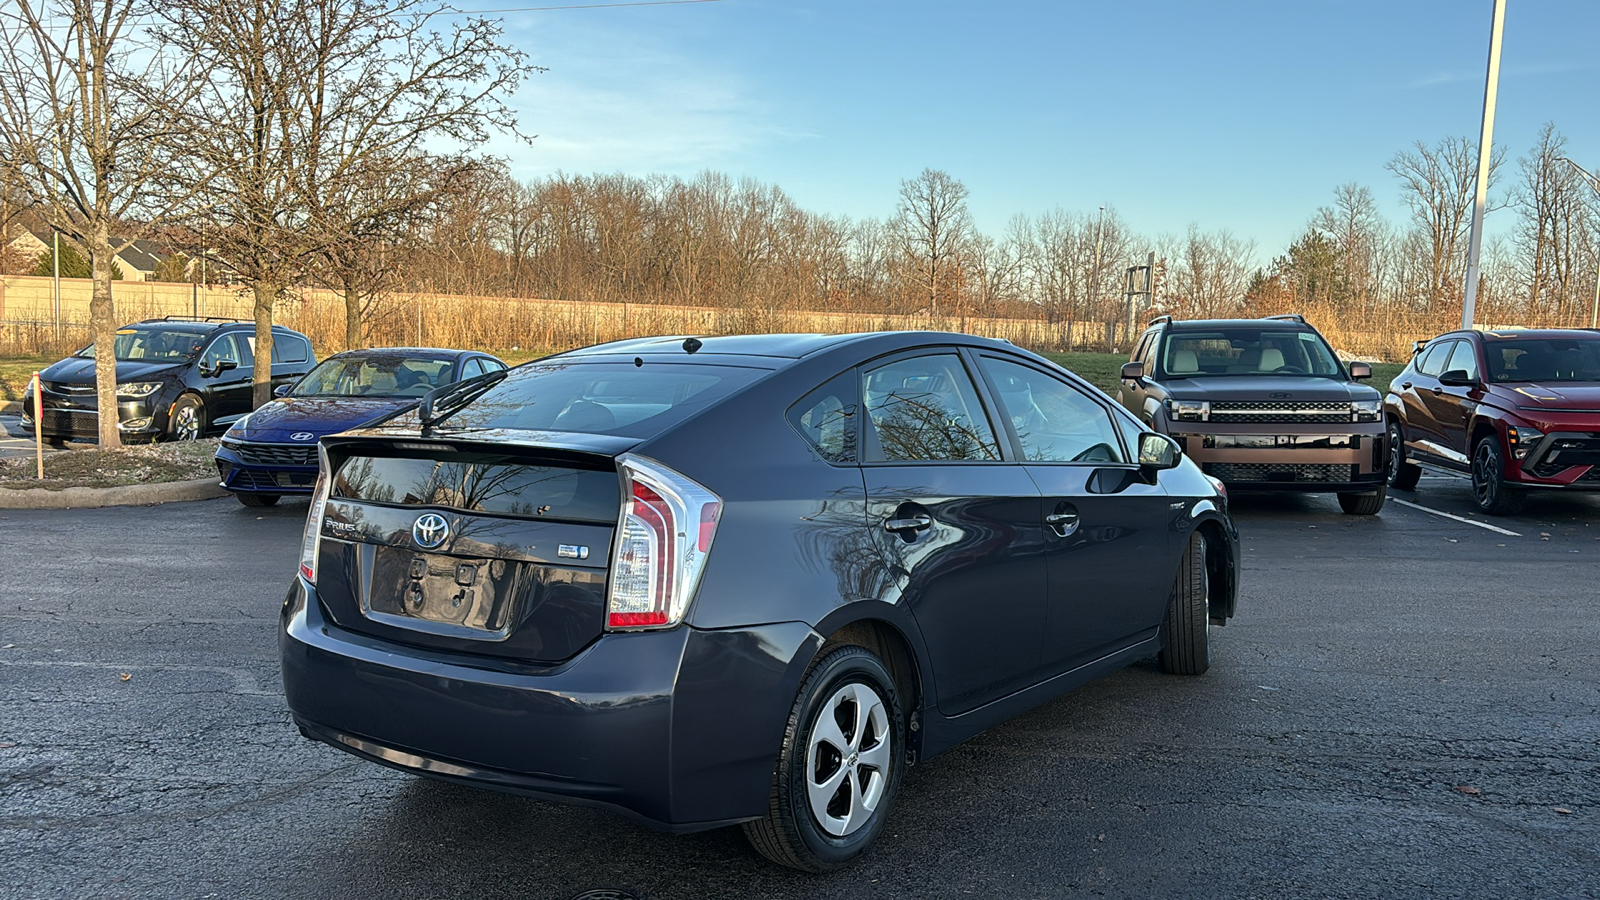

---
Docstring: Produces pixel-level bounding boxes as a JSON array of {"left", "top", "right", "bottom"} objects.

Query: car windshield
[
  {"left": 294, "top": 355, "right": 457, "bottom": 398},
  {"left": 1483, "top": 338, "right": 1600, "bottom": 383},
  {"left": 74, "top": 326, "right": 210, "bottom": 362},
  {"left": 439, "top": 360, "right": 767, "bottom": 438},
  {"left": 1162, "top": 328, "right": 1344, "bottom": 377}
]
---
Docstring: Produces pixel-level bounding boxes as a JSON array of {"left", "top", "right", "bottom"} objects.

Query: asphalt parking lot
[{"left": 1, "top": 476, "right": 1597, "bottom": 899}]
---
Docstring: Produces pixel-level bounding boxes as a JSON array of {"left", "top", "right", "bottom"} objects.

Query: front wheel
[
  {"left": 743, "top": 645, "right": 904, "bottom": 872},
  {"left": 1471, "top": 438, "right": 1526, "bottom": 516},
  {"left": 1337, "top": 486, "right": 1387, "bottom": 515},
  {"left": 168, "top": 394, "right": 206, "bottom": 441},
  {"left": 1387, "top": 420, "right": 1420, "bottom": 490},
  {"left": 1158, "top": 531, "right": 1209, "bottom": 676}
]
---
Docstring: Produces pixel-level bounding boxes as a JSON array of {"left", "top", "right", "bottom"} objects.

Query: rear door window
[{"left": 861, "top": 354, "right": 1001, "bottom": 462}]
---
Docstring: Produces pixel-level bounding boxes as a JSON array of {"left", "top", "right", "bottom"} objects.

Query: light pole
[
  {"left": 1559, "top": 157, "right": 1600, "bottom": 329},
  {"left": 1089, "top": 205, "right": 1106, "bottom": 349},
  {"left": 1461, "top": 0, "right": 1506, "bottom": 330}
]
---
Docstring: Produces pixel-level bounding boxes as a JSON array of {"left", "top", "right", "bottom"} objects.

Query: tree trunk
[
  {"left": 344, "top": 283, "right": 362, "bottom": 350},
  {"left": 90, "top": 225, "right": 122, "bottom": 449},
  {"left": 251, "top": 279, "right": 277, "bottom": 409}
]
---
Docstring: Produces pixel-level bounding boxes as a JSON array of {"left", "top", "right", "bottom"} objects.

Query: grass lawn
[
  {"left": 0, "top": 355, "right": 55, "bottom": 404},
  {"left": 0, "top": 438, "right": 220, "bottom": 490}
]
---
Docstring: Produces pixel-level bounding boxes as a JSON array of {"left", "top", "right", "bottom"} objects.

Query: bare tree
[
  {"left": 1513, "top": 123, "right": 1594, "bottom": 322},
  {"left": 163, "top": 0, "right": 534, "bottom": 405},
  {"left": 0, "top": 0, "right": 210, "bottom": 446},
  {"left": 1387, "top": 136, "right": 1506, "bottom": 311},
  {"left": 894, "top": 169, "right": 972, "bottom": 318},
  {"left": 1310, "top": 183, "right": 1386, "bottom": 306}
]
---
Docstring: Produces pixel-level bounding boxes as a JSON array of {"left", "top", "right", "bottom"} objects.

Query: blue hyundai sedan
[{"left": 216, "top": 348, "right": 507, "bottom": 506}]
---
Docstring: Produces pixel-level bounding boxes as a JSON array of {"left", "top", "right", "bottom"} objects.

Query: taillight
[
  {"left": 606, "top": 455, "right": 721, "bottom": 631},
  {"left": 298, "top": 446, "right": 332, "bottom": 583}
]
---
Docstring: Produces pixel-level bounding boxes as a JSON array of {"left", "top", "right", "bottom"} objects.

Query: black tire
[
  {"left": 1471, "top": 438, "right": 1526, "bottom": 516},
  {"left": 1387, "top": 419, "right": 1420, "bottom": 490},
  {"left": 1157, "top": 531, "right": 1209, "bottom": 676},
  {"left": 743, "top": 645, "right": 904, "bottom": 872},
  {"left": 168, "top": 394, "right": 206, "bottom": 441},
  {"left": 45, "top": 437, "right": 69, "bottom": 449},
  {"left": 236, "top": 492, "right": 280, "bottom": 507},
  {"left": 1337, "top": 485, "right": 1387, "bottom": 515}
]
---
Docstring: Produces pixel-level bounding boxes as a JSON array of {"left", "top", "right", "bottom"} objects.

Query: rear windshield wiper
[{"left": 418, "top": 369, "right": 509, "bottom": 432}]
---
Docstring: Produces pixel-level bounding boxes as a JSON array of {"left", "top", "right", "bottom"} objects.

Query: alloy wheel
[
  {"left": 173, "top": 405, "right": 201, "bottom": 441},
  {"left": 1387, "top": 422, "right": 1403, "bottom": 482},
  {"left": 1472, "top": 443, "right": 1496, "bottom": 507},
  {"left": 806, "top": 681, "right": 891, "bottom": 837}
]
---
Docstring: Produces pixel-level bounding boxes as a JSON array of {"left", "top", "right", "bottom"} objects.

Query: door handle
[
  {"left": 1045, "top": 508, "right": 1080, "bottom": 538},
  {"left": 1401, "top": 382, "right": 1413, "bottom": 390},
  {"left": 884, "top": 514, "right": 932, "bottom": 534}
]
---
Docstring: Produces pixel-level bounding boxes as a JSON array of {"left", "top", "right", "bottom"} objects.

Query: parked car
[
  {"left": 280, "top": 331, "right": 1240, "bottom": 871},
  {"left": 1385, "top": 328, "right": 1600, "bottom": 515},
  {"left": 1115, "top": 314, "right": 1388, "bottom": 514},
  {"left": 215, "top": 348, "right": 507, "bottom": 507},
  {"left": 19, "top": 317, "right": 316, "bottom": 445}
]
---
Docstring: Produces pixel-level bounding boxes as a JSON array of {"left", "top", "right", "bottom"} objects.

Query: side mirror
[
  {"left": 1138, "top": 432, "right": 1182, "bottom": 470},
  {"left": 1120, "top": 361, "right": 1146, "bottom": 381},
  {"left": 204, "top": 357, "right": 238, "bottom": 377},
  {"left": 1348, "top": 362, "right": 1372, "bottom": 380},
  {"left": 1438, "top": 369, "right": 1478, "bottom": 387},
  {"left": 273, "top": 383, "right": 293, "bottom": 398}
]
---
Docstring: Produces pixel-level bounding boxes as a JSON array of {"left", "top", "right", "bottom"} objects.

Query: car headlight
[
  {"left": 1167, "top": 399, "right": 1209, "bottom": 422},
  {"left": 117, "top": 382, "right": 163, "bottom": 398},
  {"left": 1352, "top": 399, "right": 1381, "bottom": 423},
  {"left": 1507, "top": 426, "right": 1543, "bottom": 460}
]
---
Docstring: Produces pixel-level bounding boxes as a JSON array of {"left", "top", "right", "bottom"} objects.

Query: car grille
[
  {"left": 38, "top": 409, "right": 98, "bottom": 435},
  {"left": 1208, "top": 400, "right": 1352, "bottom": 424},
  {"left": 1577, "top": 466, "right": 1600, "bottom": 484},
  {"left": 1529, "top": 434, "right": 1600, "bottom": 478},
  {"left": 44, "top": 381, "right": 96, "bottom": 396},
  {"left": 1205, "top": 462, "right": 1358, "bottom": 484},
  {"left": 222, "top": 440, "right": 317, "bottom": 466}
]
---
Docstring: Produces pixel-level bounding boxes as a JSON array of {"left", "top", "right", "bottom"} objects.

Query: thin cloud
[{"left": 1401, "top": 60, "right": 1596, "bottom": 91}]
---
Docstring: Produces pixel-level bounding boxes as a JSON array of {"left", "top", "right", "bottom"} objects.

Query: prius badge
[{"left": 412, "top": 513, "right": 450, "bottom": 550}]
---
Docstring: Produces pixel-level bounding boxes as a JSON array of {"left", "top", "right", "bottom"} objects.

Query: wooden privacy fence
[{"left": 1, "top": 274, "right": 1433, "bottom": 360}]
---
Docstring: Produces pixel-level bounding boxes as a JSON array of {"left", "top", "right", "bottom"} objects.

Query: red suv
[{"left": 1385, "top": 328, "right": 1600, "bottom": 514}]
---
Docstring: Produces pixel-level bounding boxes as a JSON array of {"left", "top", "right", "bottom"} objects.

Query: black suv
[
  {"left": 1116, "top": 314, "right": 1388, "bottom": 514},
  {"left": 21, "top": 317, "right": 316, "bottom": 444}
]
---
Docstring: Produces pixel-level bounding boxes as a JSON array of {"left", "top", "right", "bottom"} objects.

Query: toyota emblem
[
  {"left": 290, "top": 431, "right": 317, "bottom": 441},
  {"left": 412, "top": 513, "right": 450, "bottom": 550}
]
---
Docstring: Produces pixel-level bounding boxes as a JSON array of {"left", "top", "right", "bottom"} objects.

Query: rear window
[
  {"left": 442, "top": 361, "right": 767, "bottom": 438},
  {"left": 334, "top": 455, "right": 620, "bottom": 522}
]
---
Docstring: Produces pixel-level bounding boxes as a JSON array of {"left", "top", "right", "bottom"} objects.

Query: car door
[
  {"left": 1118, "top": 329, "right": 1160, "bottom": 425},
  {"left": 974, "top": 352, "right": 1176, "bottom": 671},
  {"left": 1431, "top": 340, "right": 1484, "bottom": 458},
  {"left": 859, "top": 351, "right": 1048, "bottom": 716},
  {"left": 200, "top": 333, "right": 253, "bottom": 423},
  {"left": 1398, "top": 340, "right": 1456, "bottom": 467}
]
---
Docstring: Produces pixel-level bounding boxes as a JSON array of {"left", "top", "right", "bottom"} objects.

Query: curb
[{"left": 0, "top": 477, "right": 228, "bottom": 510}]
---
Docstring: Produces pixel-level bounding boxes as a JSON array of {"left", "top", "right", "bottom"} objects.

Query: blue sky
[{"left": 480, "top": 0, "right": 1600, "bottom": 256}]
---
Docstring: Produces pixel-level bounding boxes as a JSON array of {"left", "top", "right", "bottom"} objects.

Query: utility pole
[
  {"left": 1090, "top": 205, "right": 1107, "bottom": 349},
  {"left": 1461, "top": 0, "right": 1506, "bottom": 330},
  {"left": 52, "top": 229, "right": 60, "bottom": 339},
  {"left": 1558, "top": 157, "right": 1600, "bottom": 329}
]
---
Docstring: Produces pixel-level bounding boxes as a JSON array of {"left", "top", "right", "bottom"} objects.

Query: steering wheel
[{"left": 1071, "top": 442, "right": 1118, "bottom": 463}]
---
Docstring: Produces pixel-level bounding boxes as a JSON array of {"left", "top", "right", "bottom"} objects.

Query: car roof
[
  {"left": 128, "top": 318, "right": 300, "bottom": 333},
  {"left": 548, "top": 331, "right": 1025, "bottom": 368},
  {"left": 325, "top": 347, "right": 478, "bottom": 362},
  {"left": 1164, "top": 318, "right": 1316, "bottom": 331}
]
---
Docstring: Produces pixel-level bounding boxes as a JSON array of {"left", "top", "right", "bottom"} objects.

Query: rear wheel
[
  {"left": 1387, "top": 419, "right": 1420, "bottom": 490},
  {"left": 168, "top": 394, "right": 206, "bottom": 441},
  {"left": 743, "top": 645, "right": 903, "bottom": 872},
  {"left": 1337, "top": 486, "right": 1387, "bottom": 515},
  {"left": 236, "top": 492, "right": 280, "bottom": 508},
  {"left": 1158, "top": 531, "right": 1209, "bottom": 676},
  {"left": 1471, "top": 438, "right": 1525, "bottom": 516}
]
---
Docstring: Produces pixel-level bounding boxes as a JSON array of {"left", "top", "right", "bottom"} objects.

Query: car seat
[
  {"left": 1168, "top": 348, "right": 1200, "bottom": 374},
  {"left": 551, "top": 399, "right": 615, "bottom": 432},
  {"left": 1259, "top": 347, "right": 1285, "bottom": 371}
]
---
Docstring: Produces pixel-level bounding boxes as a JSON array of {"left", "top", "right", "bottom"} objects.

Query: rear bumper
[
  {"left": 1169, "top": 422, "right": 1386, "bottom": 491},
  {"left": 279, "top": 578, "right": 818, "bottom": 831}
]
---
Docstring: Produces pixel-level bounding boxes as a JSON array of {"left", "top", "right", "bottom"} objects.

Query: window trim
[{"left": 785, "top": 368, "right": 860, "bottom": 466}]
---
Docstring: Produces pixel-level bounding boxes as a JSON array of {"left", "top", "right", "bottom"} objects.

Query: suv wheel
[
  {"left": 1471, "top": 438, "right": 1526, "bottom": 516},
  {"left": 743, "top": 645, "right": 903, "bottom": 872},
  {"left": 168, "top": 395, "right": 206, "bottom": 441},
  {"left": 1337, "top": 486, "right": 1386, "bottom": 515},
  {"left": 1386, "top": 420, "right": 1420, "bottom": 490}
]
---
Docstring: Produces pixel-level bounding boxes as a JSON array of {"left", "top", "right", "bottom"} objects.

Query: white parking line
[{"left": 1391, "top": 498, "right": 1522, "bottom": 537}]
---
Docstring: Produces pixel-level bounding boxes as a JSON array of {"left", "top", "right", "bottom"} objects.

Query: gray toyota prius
[{"left": 280, "top": 331, "right": 1240, "bottom": 871}]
